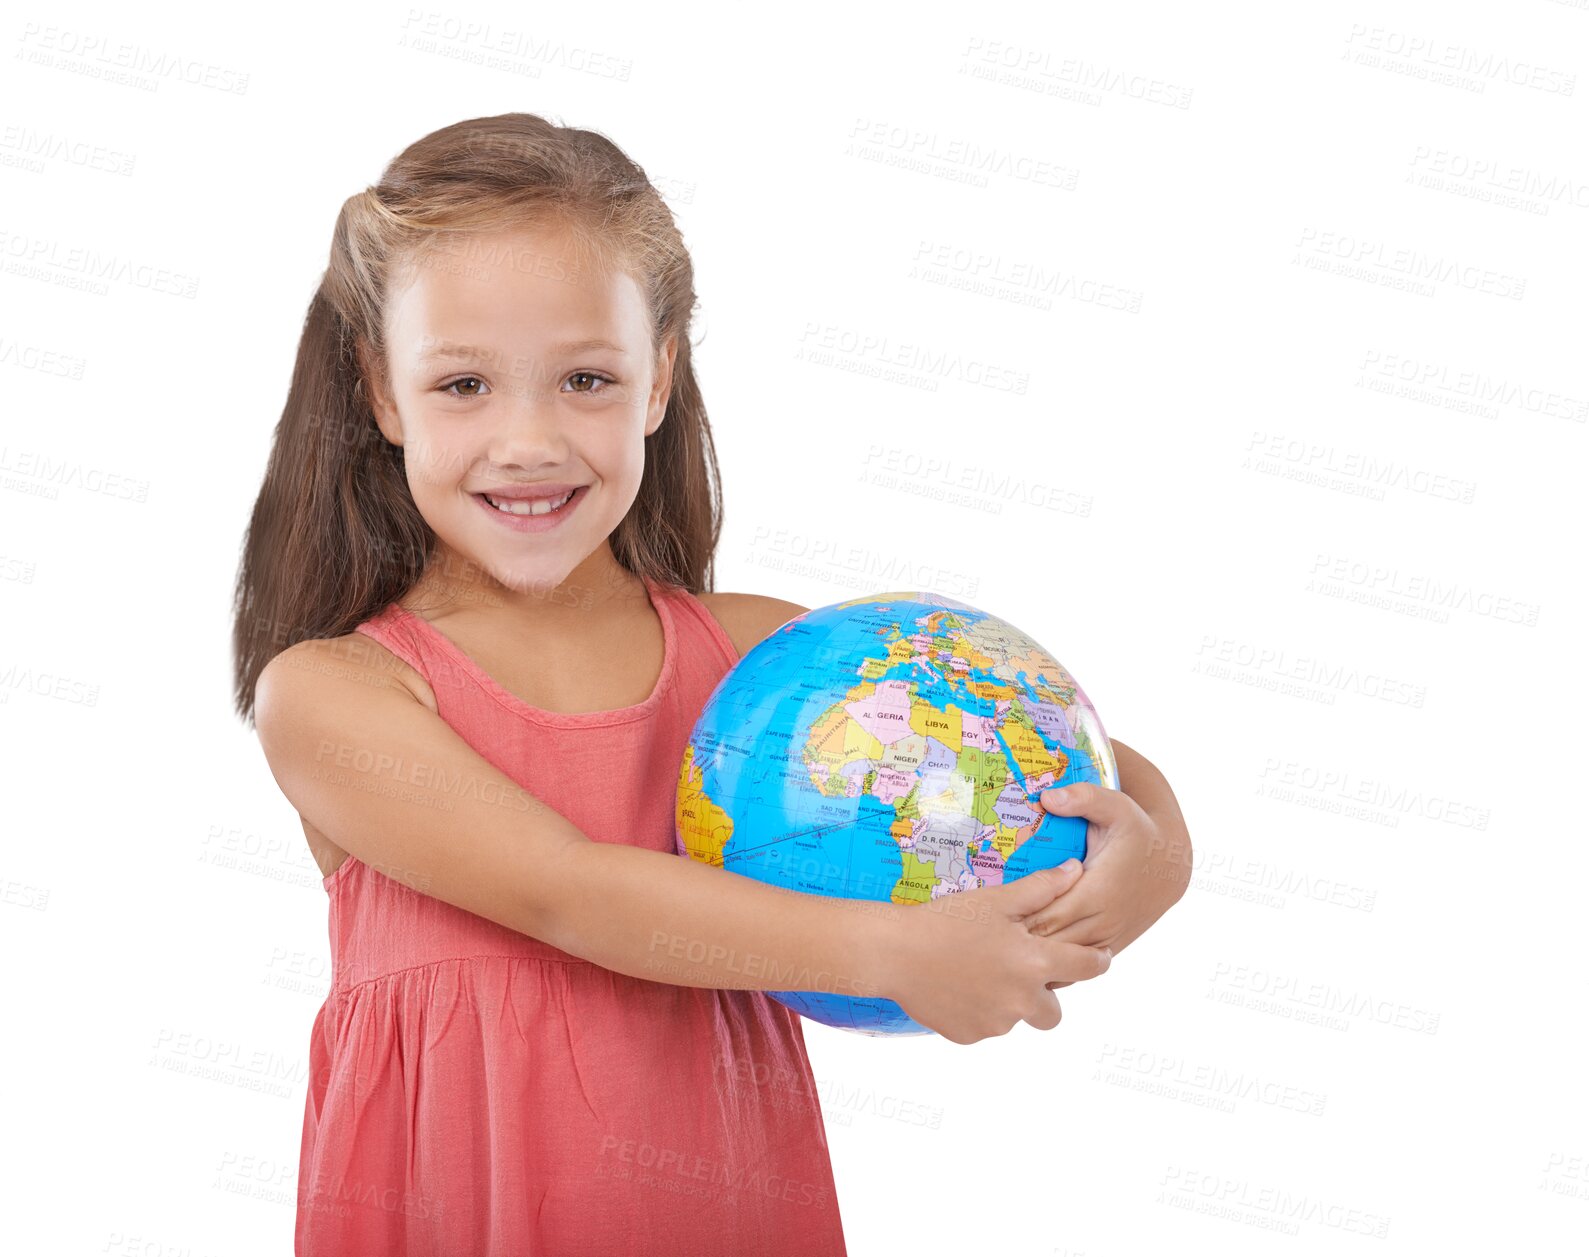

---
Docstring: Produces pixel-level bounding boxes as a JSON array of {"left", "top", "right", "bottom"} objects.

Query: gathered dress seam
[{"left": 333, "top": 951, "right": 593, "bottom": 996}]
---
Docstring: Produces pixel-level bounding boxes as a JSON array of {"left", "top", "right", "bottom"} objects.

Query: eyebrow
[{"left": 418, "top": 338, "right": 627, "bottom": 363}]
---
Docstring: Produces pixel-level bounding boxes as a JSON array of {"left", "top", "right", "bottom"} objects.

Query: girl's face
[{"left": 363, "top": 220, "right": 674, "bottom": 603}]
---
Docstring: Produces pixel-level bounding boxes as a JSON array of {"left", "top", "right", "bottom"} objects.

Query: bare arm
[
  {"left": 254, "top": 637, "right": 1109, "bottom": 1033},
  {"left": 1107, "top": 738, "right": 1192, "bottom": 953},
  {"left": 254, "top": 638, "right": 898, "bottom": 998},
  {"left": 1022, "top": 737, "right": 1193, "bottom": 965}
]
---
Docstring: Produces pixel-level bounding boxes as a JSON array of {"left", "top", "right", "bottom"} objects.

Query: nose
[{"left": 486, "top": 371, "right": 572, "bottom": 470}]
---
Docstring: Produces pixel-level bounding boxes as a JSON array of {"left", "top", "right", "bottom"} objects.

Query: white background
[{"left": 2, "top": 1, "right": 1584, "bottom": 1253}]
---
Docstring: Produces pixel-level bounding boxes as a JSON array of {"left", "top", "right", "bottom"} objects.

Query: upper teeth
[{"left": 485, "top": 489, "right": 575, "bottom": 516}]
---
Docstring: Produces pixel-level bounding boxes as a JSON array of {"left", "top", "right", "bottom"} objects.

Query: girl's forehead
[
  {"left": 382, "top": 250, "right": 652, "bottom": 359},
  {"left": 392, "top": 221, "right": 622, "bottom": 289},
  {"left": 407, "top": 218, "right": 622, "bottom": 276}
]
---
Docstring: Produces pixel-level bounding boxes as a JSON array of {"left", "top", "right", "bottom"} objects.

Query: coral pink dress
[{"left": 296, "top": 574, "right": 848, "bottom": 1255}]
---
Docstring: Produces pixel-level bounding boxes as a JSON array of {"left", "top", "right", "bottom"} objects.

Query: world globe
[{"left": 674, "top": 590, "right": 1117, "bottom": 1037}]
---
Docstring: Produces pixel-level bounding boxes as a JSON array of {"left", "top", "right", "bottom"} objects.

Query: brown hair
[{"left": 230, "top": 112, "right": 723, "bottom": 726}]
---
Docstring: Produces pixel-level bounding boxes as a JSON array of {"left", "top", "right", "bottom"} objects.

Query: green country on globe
[{"left": 674, "top": 590, "right": 1117, "bottom": 1037}]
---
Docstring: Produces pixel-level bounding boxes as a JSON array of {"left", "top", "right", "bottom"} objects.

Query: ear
[
  {"left": 644, "top": 334, "right": 678, "bottom": 438},
  {"left": 356, "top": 337, "right": 403, "bottom": 447}
]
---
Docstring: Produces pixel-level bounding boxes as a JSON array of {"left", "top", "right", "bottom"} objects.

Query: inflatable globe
[{"left": 674, "top": 590, "right": 1116, "bottom": 1037}]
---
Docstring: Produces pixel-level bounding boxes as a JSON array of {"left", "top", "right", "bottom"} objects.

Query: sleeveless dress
[{"left": 295, "top": 574, "right": 849, "bottom": 1255}]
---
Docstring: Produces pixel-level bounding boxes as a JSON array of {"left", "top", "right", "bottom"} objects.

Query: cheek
[
  {"left": 403, "top": 430, "right": 472, "bottom": 489},
  {"left": 589, "top": 427, "right": 646, "bottom": 483}
]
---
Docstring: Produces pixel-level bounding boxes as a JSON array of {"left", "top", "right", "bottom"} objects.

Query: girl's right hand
[{"left": 884, "top": 861, "right": 1110, "bottom": 1044}]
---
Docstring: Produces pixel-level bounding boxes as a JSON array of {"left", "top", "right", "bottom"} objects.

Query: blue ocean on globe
[{"left": 675, "top": 590, "right": 1117, "bottom": 1037}]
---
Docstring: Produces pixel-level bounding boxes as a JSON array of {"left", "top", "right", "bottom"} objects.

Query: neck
[{"left": 405, "top": 541, "right": 644, "bottom": 627}]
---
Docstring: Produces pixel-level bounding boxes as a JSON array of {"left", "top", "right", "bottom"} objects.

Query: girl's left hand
[{"left": 1019, "top": 782, "right": 1191, "bottom": 985}]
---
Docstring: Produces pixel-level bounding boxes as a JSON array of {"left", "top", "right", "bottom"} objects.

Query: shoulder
[
  {"left": 692, "top": 591, "right": 810, "bottom": 659},
  {"left": 256, "top": 630, "right": 438, "bottom": 728},
  {"left": 252, "top": 632, "right": 439, "bottom": 881}
]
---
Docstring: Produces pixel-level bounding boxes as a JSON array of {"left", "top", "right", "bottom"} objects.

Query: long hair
[{"left": 230, "top": 113, "right": 723, "bottom": 725}]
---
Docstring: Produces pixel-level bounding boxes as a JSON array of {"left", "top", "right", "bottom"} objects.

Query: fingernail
[{"left": 1046, "top": 788, "right": 1071, "bottom": 805}]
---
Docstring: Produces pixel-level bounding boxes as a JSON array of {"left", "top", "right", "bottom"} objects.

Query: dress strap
[
  {"left": 351, "top": 606, "right": 427, "bottom": 675},
  {"left": 665, "top": 586, "right": 742, "bottom": 667}
]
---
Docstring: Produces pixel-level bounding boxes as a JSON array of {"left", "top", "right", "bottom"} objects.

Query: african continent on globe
[{"left": 675, "top": 590, "right": 1117, "bottom": 1037}]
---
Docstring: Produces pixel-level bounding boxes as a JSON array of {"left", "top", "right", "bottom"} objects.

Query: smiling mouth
[{"left": 477, "top": 488, "right": 580, "bottom": 517}]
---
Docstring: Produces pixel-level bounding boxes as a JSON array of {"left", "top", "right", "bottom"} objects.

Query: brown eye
[
  {"left": 443, "top": 376, "right": 487, "bottom": 398},
  {"left": 565, "top": 371, "right": 612, "bottom": 394}
]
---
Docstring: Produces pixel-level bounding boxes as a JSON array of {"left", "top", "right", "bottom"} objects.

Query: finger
[
  {"left": 1044, "top": 939, "right": 1112, "bottom": 985},
  {"left": 1025, "top": 988, "right": 1062, "bottom": 1031},
  {"left": 1023, "top": 884, "right": 1099, "bottom": 936},
  {"left": 1015, "top": 861, "right": 1086, "bottom": 927},
  {"left": 998, "top": 859, "right": 1084, "bottom": 918},
  {"left": 1043, "top": 912, "right": 1110, "bottom": 946},
  {"left": 1040, "top": 781, "right": 1130, "bottom": 825}
]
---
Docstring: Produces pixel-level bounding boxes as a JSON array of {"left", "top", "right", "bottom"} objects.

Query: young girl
[{"left": 234, "top": 112, "right": 1191, "bottom": 1256}]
